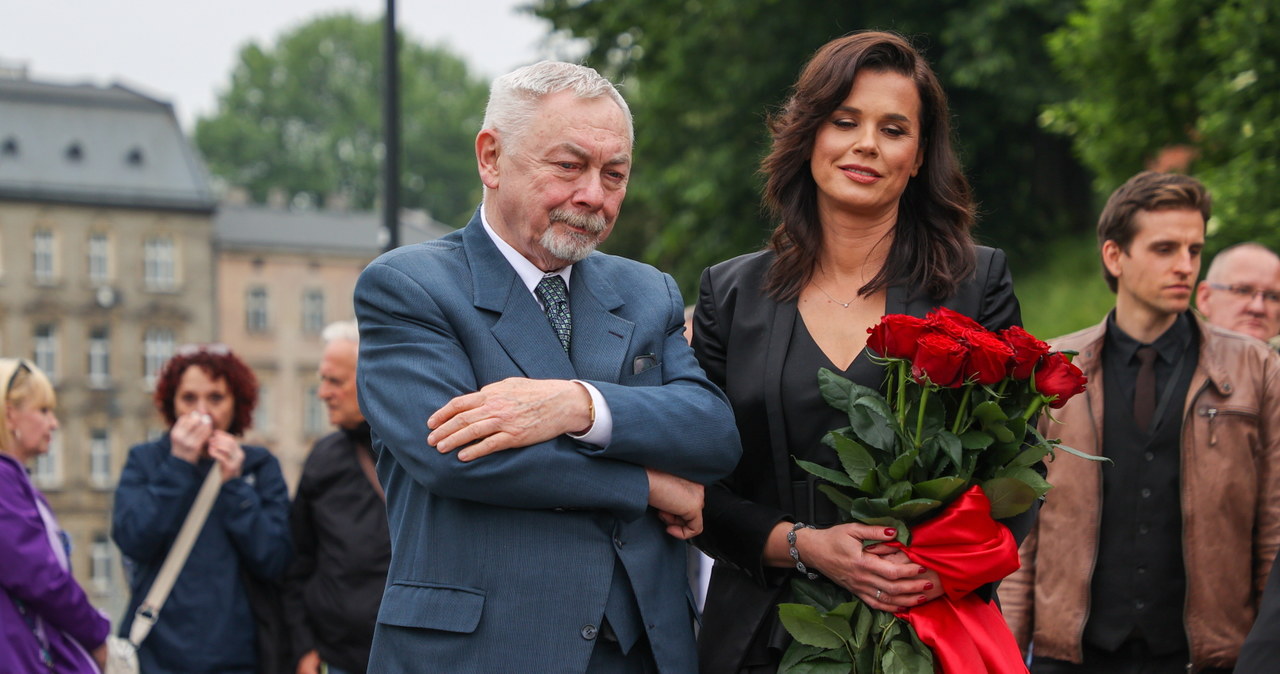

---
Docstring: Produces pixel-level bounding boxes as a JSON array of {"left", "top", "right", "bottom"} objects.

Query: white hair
[
  {"left": 1205, "top": 242, "right": 1280, "bottom": 282},
  {"left": 321, "top": 320, "right": 359, "bottom": 346},
  {"left": 481, "top": 60, "right": 633, "bottom": 150}
]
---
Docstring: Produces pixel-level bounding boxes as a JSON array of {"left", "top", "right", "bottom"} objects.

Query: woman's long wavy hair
[{"left": 763, "top": 31, "right": 976, "bottom": 302}]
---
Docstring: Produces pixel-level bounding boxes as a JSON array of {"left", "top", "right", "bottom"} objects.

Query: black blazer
[{"left": 692, "top": 246, "right": 1022, "bottom": 673}]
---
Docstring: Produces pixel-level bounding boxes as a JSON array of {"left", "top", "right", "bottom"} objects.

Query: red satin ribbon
[{"left": 886, "top": 485, "right": 1026, "bottom": 673}]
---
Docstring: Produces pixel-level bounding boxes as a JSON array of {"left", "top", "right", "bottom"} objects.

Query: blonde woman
[{"left": 0, "top": 358, "right": 110, "bottom": 672}]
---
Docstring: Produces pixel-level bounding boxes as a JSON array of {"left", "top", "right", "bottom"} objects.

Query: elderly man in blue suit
[{"left": 354, "top": 61, "right": 741, "bottom": 673}]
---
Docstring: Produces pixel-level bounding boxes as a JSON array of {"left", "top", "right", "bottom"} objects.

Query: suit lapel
[
  {"left": 465, "top": 219, "right": 577, "bottom": 380},
  {"left": 567, "top": 257, "right": 632, "bottom": 384},
  {"left": 765, "top": 299, "right": 798, "bottom": 512}
]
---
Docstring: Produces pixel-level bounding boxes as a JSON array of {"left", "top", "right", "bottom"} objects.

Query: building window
[
  {"left": 304, "top": 385, "right": 327, "bottom": 435},
  {"left": 90, "top": 428, "right": 111, "bottom": 488},
  {"left": 91, "top": 533, "right": 113, "bottom": 592},
  {"left": 33, "top": 229, "right": 55, "bottom": 284},
  {"left": 253, "top": 385, "right": 271, "bottom": 434},
  {"left": 88, "top": 233, "right": 110, "bottom": 284},
  {"left": 34, "top": 324, "right": 57, "bottom": 379},
  {"left": 32, "top": 435, "right": 62, "bottom": 489},
  {"left": 143, "top": 236, "right": 176, "bottom": 290},
  {"left": 246, "top": 287, "right": 269, "bottom": 333},
  {"left": 88, "top": 327, "right": 110, "bottom": 388},
  {"left": 143, "top": 328, "right": 175, "bottom": 389},
  {"left": 302, "top": 289, "right": 325, "bottom": 335}
]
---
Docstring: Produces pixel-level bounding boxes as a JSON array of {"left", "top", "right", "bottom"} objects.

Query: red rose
[
  {"left": 926, "top": 306, "right": 986, "bottom": 339},
  {"left": 962, "top": 328, "right": 1014, "bottom": 386},
  {"left": 912, "top": 332, "right": 968, "bottom": 387},
  {"left": 1000, "top": 326, "right": 1051, "bottom": 380},
  {"left": 867, "top": 314, "right": 928, "bottom": 359},
  {"left": 1035, "top": 352, "right": 1087, "bottom": 408}
]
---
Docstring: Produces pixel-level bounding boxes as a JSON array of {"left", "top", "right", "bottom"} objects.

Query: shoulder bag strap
[
  {"left": 355, "top": 445, "right": 385, "bottom": 502},
  {"left": 128, "top": 466, "right": 223, "bottom": 646}
]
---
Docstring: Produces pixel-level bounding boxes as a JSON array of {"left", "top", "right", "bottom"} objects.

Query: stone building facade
[{"left": 0, "top": 75, "right": 217, "bottom": 618}]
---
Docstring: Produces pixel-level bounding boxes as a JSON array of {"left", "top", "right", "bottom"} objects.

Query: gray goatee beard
[{"left": 540, "top": 208, "right": 608, "bottom": 263}]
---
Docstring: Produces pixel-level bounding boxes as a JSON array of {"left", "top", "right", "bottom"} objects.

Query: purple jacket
[{"left": 1, "top": 453, "right": 110, "bottom": 673}]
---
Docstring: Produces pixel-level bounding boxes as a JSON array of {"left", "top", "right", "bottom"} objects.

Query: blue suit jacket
[{"left": 353, "top": 211, "right": 741, "bottom": 672}]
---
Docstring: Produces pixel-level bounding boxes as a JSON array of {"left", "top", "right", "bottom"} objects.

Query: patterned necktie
[{"left": 535, "top": 275, "right": 572, "bottom": 352}]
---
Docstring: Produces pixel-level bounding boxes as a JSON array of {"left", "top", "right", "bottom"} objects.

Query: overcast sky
[{"left": 2, "top": 0, "right": 556, "bottom": 130}]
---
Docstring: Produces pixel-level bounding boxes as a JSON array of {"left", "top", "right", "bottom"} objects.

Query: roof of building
[
  {"left": 213, "top": 203, "right": 453, "bottom": 256},
  {"left": 0, "top": 76, "right": 217, "bottom": 212}
]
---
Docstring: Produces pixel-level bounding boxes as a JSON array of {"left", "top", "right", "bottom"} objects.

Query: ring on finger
[{"left": 875, "top": 588, "right": 883, "bottom": 601}]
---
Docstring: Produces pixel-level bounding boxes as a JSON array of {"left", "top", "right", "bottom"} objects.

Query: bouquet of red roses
[{"left": 778, "top": 308, "right": 1090, "bottom": 674}]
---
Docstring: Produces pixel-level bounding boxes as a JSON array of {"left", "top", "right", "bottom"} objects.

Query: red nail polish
[
  {"left": 924, "top": 582, "right": 934, "bottom": 591},
  {"left": 917, "top": 596, "right": 927, "bottom": 605},
  {"left": 884, "top": 528, "right": 896, "bottom": 537},
  {"left": 918, "top": 567, "right": 927, "bottom": 575}
]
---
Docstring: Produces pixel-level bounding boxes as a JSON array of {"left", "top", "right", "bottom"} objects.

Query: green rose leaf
[
  {"left": 817, "top": 368, "right": 854, "bottom": 413},
  {"left": 913, "top": 476, "right": 968, "bottom": 502},
  {"left": 850, "top": 404, "right": 897, "bottom": 453},
  {"left": 791, "top": 578, "right": 847, "bottom": 613},
  {"left": 883, "top": 480, "right": 913, "bottom": 505},
  {"left": 982, "top": 477, "right": 1039, "bottom": 519},
  {"left": 924, "top": 432, "right": 963, "bottom": 471},
  {"left": 778, "top": 642, "right": 851, "bottom": 674},
  {"left": 830, "top": 433, "right": 877, "bottom": 488},
  {"left": 817, "top": 485, "right": 857, "bottom": 514},
  {"left": 795, "top": 458, "right": 858, "bottom": 488},
  {"left": 828, "top": 601, "right": 859, "bottom": 620},
  {"left": 1008, "top": 445, "right": 1050, "bottom": 468},
  {"left": 888, "top": 498, "right": 942, "bottom": 522},
  {"left": 783, "top": 659, "right": 855, "bottom": 674},
  {"left": 852, "top": 600, "right": 873, "bottom": 650},
  {"left": 973, "top": 400, "right": 1009, "bottom": 424},
  {"left": 997, "top": 465, "right": 1052, "bottom": 498},
  {"left": 959, "top": 429, "right": 994, "bottom": 450},
  {"left": 778, "top": 642, "right": 824, "bottom": 673},
  {"left": 888, "top": 449, "right": 918, "bottom": 481},
  {"left": 777, "top": 604, "right": 846, "bottom": 649},
  {"left": 884, "top": 638, "right": 934, "bottom": 674}
]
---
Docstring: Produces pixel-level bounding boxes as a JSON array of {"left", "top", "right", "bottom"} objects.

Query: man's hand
[
  {"left": 646, "top": 469, "right": 704, "bottom": 539},
  {"left": 427, "top": 378, "right": 593, "bottom": 461},
  {"left": 295, "top": 649, "right": 322, "bottom": 674}
]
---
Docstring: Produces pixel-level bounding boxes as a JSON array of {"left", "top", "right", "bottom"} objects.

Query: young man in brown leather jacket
[{"left": 999, "top": 171, "right": 1280, "bottom": 672}]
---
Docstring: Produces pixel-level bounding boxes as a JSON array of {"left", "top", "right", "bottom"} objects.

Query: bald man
[{"left": 1196, "top": 242, "right": 1280, "bottom": 343}]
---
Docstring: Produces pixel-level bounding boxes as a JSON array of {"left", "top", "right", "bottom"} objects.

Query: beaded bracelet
[{"left": 787, "top": 522, "right": 819, "bottom": 580}]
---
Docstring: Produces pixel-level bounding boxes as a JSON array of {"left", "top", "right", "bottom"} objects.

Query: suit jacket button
[{"left": 581, "top": 624, "right": 598, "bottom": 640}]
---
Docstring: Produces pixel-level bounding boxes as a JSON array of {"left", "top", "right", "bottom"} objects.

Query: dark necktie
[
  {"left": 1134, "top": 345, "right": 1157, "bottom": 432},
  {"left": 535, "top": 275, "right": 572, "bottom": 352}
]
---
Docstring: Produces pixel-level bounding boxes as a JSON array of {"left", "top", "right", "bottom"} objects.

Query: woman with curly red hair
[{"left": 112, "top": 344, "right": 291, "bottom": 673}]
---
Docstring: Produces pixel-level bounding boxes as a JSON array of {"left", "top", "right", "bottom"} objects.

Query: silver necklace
[{"left": 812, "top": 281, "right": 856, "bottom": 308}]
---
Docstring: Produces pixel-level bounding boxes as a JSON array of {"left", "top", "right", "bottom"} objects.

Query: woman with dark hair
[
  {"left": 113, "top": 344, "right": 292, "bottom": 673},
  {"left": 693, "top": 31, "right": 1026, "bottom": 671},
  {"left": 1, "top": 358, "right": 111, "bottom": 673}
]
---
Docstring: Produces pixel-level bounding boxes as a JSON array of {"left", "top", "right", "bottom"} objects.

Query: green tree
[
  {"left": 195, "top": 13, "right": 489, "bottom": 226},
  {"left": 1043, "top": 0, "right": 1279, "bottom": 251},
  {"left": 531, "top": 0, "right": 1094, "bottom": 292}
]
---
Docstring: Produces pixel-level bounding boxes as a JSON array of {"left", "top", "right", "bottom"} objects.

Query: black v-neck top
[{"left": 780, "top": 314, "right": 887, "bottom": 524}]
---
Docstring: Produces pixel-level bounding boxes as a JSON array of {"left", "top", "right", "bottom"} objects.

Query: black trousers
[{"left": 586, "top": 630, "right": 657, "bottom": 673}]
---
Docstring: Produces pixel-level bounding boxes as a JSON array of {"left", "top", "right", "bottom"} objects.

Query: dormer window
[
  {"left": 126, "top": 147, "right": 144, "bottom": 166},
  {"left": 65, "top": 142, "right": 83, "bottom": 162},
  {"left": 1, "top": 136, "right": 17, "bottom": 156}
]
